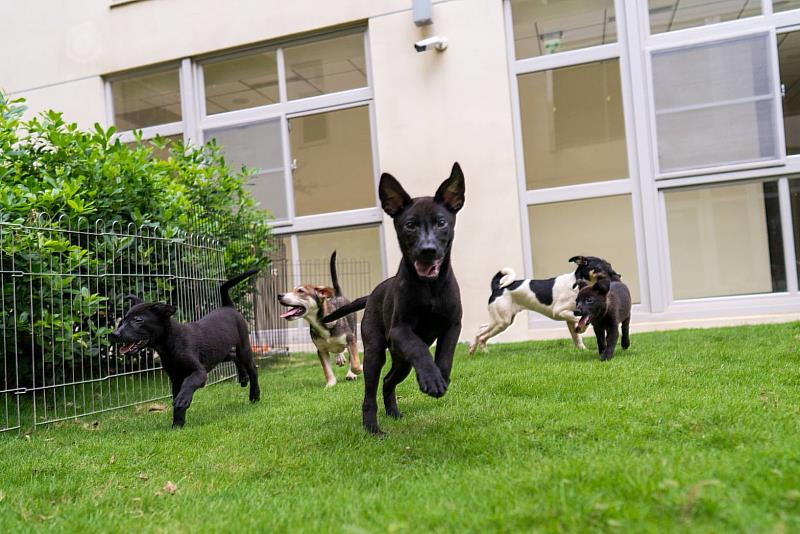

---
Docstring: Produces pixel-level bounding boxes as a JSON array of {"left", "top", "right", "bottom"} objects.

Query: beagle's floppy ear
[
  {"left": 314, "top": 286, "right": 335, "bottom": 299},
  {"left": 379, "top": 172, "right": 412, "bottom": 217},
  {"left": 569, "top": 256, "right": 587, "bottom": 265}
]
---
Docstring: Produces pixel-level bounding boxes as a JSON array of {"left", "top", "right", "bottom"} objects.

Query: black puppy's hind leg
[
  {"left": 362, "top": 341, "right": 387, "bottom": 435},
  {"left": 383, "top": 354, "right": 412, "bottom": 419},
  {"left": 238, "top": 343, "right": 260, "bottom": 402},
  {"left": 621, "top": 318, "right": 630, "bottom": 350},
  {"left": 234, "top": 359, "right": 248, "bottom": 387}
]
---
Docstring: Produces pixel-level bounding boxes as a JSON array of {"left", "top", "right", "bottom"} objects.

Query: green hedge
[{"left": 0, "top": 92, "right": 273, "bottom": 386}]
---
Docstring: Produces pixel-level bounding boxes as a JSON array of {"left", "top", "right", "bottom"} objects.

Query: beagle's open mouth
[
  {"left": 280, "top": 303, "right": 307, "bottom": 319},
  {"left": 119, "top": 339, "right": 148, "bottom": 355}
]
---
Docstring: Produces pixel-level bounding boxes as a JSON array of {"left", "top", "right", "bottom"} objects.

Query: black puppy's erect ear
[
  {"left": 151, "top": 303, "right": 176, "bottom": 317},
  {"left": 569, "top": 256, "right": 587, "bottom": 265},
  {"left": 124, "top": 294, "right": 144, "bottom": 305},
  {"left": 434, "top": 162, "right": 465, "bottom": 213},
  {"left": 379, "top": 172, "right": 412, "bottom": 217},
  {"left": 594, "top": 277, "right": 611, "bottom": 295}
]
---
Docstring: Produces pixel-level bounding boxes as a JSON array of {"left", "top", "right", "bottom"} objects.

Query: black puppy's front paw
[
  {"left": 172, "top": 419, "right": 185, "bottom": 429},
  {"left": 250, "top": 388, "right": 261, "bottom": 403},
  {"left": 417, "top": 370, "right": 448, "bottom": 398},
  {"left": 173, "top": 393, "right": 192, "bottom": 409}
]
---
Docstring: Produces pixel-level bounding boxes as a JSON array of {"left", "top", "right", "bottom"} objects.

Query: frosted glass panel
[
  {"left": 649, "top": 0, "right": 760, "bottom": 34},
  {"left": 652, "top": 34, "right": 780, "bottom": 173},
  {"left": 207, "top": 121, "right": 283, "bottom": 172},
  {"left": 665, "top": 182, "right": 786, "bottom": 299},
  {"left": 510, "top": 0, "right": 616, "bottom": 59},
  {"left": 528, "top": 195, "right": 640, "bottom": 303},
  {"left": 206, "top": 120, "right": 287, "bottom": 219},
  {"left": 248, "top": 171, "right": 288, "bottom": 220}
]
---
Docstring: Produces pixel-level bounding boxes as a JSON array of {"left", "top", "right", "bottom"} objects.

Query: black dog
[
  {"left": 110, "top": 270, "right": 260, "bottom": 427},
  {"left": 323, "top": 162, "right": 465, "bottom": 434},
  {"left": 574, "top": 276, "right": 631, "bottom": 361}
]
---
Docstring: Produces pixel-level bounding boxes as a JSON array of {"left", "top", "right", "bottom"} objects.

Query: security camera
[{"left": 414, "top": 36, "right": 448, "bottom": 53}]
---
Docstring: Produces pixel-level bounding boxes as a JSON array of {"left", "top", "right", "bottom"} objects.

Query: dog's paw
[
  {"left": 335, "top": 354, "right": 346, "bottom": 366},
  {"left": 345, "top": 370, "right": 358, "bottom": 381},
  {"left": 172, "top": 420, "right": 185, "bottom": 429},
  {"left": 417, "top": 371, "right": 448, "bottom": 398},
  {"left": 325, "top": 380, "right": 337, "bottom": 388},
  {"left": 250, "top": 389, "right": 261, "bottom": 402},
  {"left": 173, "top": 394, "right": 192, "bottom": 409},
  {"left": 385, "top": 405, "right": 402, "bottom": 419}
]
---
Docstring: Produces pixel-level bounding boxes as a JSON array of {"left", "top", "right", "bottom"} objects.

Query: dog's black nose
[
  {"left": 277, "top": 293, "right": 284, "bottom": 299},
  {"left": 418, "top": 247, "right": 437, "bottom": 261}
]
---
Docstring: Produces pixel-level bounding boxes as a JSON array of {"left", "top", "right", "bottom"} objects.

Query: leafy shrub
[{"left": 0, "top": 92, "right": 273, "bottom": 386}]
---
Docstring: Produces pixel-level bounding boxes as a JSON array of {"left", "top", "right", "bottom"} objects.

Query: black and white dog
[{"left": 469, "top": 256, "right": 620, "bottom": 354}]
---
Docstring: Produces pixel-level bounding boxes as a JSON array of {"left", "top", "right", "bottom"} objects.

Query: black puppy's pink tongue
[
  {"left": 577, "top": 315, "right": 591, "bottom": 330},
  {"left": 414, "top": 260, "right": 441, "bottom": 279}
]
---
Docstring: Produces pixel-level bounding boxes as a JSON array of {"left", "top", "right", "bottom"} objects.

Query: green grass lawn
[{"left": 1, "top": 322, "right": 799, "bottom": 533}]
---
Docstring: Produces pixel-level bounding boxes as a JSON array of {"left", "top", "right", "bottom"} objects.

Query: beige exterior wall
[{"left": 370, "top": 0, "right": 529, "bottom": 343}]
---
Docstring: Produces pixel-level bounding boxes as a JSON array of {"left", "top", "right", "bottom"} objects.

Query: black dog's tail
[
  {"left": 330, "top": 250, "right": 342, "bottom": 297},
  {"left": 220, "top": 268, "right": 260, "bottom": 307},
  {"left": 322, "top": 296, "right": 367, "bottom": 323}
]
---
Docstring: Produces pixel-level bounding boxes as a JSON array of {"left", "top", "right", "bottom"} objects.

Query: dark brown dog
[
  {"left": 574, "top": 277, "right": 631, "bottom": 361},
  {"left": 323, "top": 162, "right": 465, "bottom": 434},
  {"left": 109, "top": 270, "right": 260, "bottom": 427}
]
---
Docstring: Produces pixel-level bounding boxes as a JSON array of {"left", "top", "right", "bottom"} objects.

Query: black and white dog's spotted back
[
  {"left": 469, "top": 267, "right": 585, "bottom": 353},
  {"left": 469, "top": 256, "right": 621, "bottom": 354}
]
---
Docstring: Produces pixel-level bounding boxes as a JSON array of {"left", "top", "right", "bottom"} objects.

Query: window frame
[
  {"left": 106, "top": 26, "right": 387, "bottom": 286},
  {"left": 644, "top": 27, "right": 787, "bottom": 179},
  {"left": 505, "top": 0, "right": 650, "bottom": 320}
]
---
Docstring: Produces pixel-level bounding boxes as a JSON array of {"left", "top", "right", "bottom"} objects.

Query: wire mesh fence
[{"left": 0, "top": 214, "right": 288, "bottom": 433}]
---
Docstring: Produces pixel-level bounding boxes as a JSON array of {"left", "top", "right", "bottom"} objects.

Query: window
[
  {"left": 111, "top": 68, "right": 181, "bottom": 130},
  {"left": 518, "top": 59, "right": 627, "bottom": 189},
  {"left": 527, "top": 195, "right": 640, "bottom": 303},
  {"left": 665, "top": 182, "right": 786, "bottom": 299},
  {"left": 283, "top": 33, "right": 366, "bottom": 100},
  {"left": 778, "top": 31, "right": 800, "bottom": 155},
  {"left": 790, "top": 179, "right": 800, "bottom": 286},
  {"left": 648, "top": 0, "right": 761, "bottom": 35},
  {"left": 206, "top": 120, "right": 288, "bottom": 219},
  {"left": 509, "top": 0, "right": 617, "bottom": 59},
  {"left": 774, "top": 1, "right": 800, "bottom": 13},
  {"left": 296, "top": 226, "right": 382, "bottom": 298},
  {"left": 203, "top": 51, "right": 279, "bottom": 114},
  {"left": 651, "top": 33, "right": 781, "bottom": 174},
  {"left": 289, "top": 106, "right": 375, "bottom": 216}
]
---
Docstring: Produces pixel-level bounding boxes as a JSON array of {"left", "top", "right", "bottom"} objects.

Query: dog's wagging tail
[
  {"left": 322, "top": 296, "right": 367, "bottom": 323},
  {"left": 221, "top": 268, "right": 260, "bottom": 307}
]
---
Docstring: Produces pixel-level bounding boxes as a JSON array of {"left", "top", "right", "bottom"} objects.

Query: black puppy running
[
  {"left": 574, "top": 276, "right": 631, "bottom": 361},
  {"left": 324, "top": 162, "right": 466, "bottom": 434},
  {"left": 110, "top": 270, "right": 260, "bottom": 427}
]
